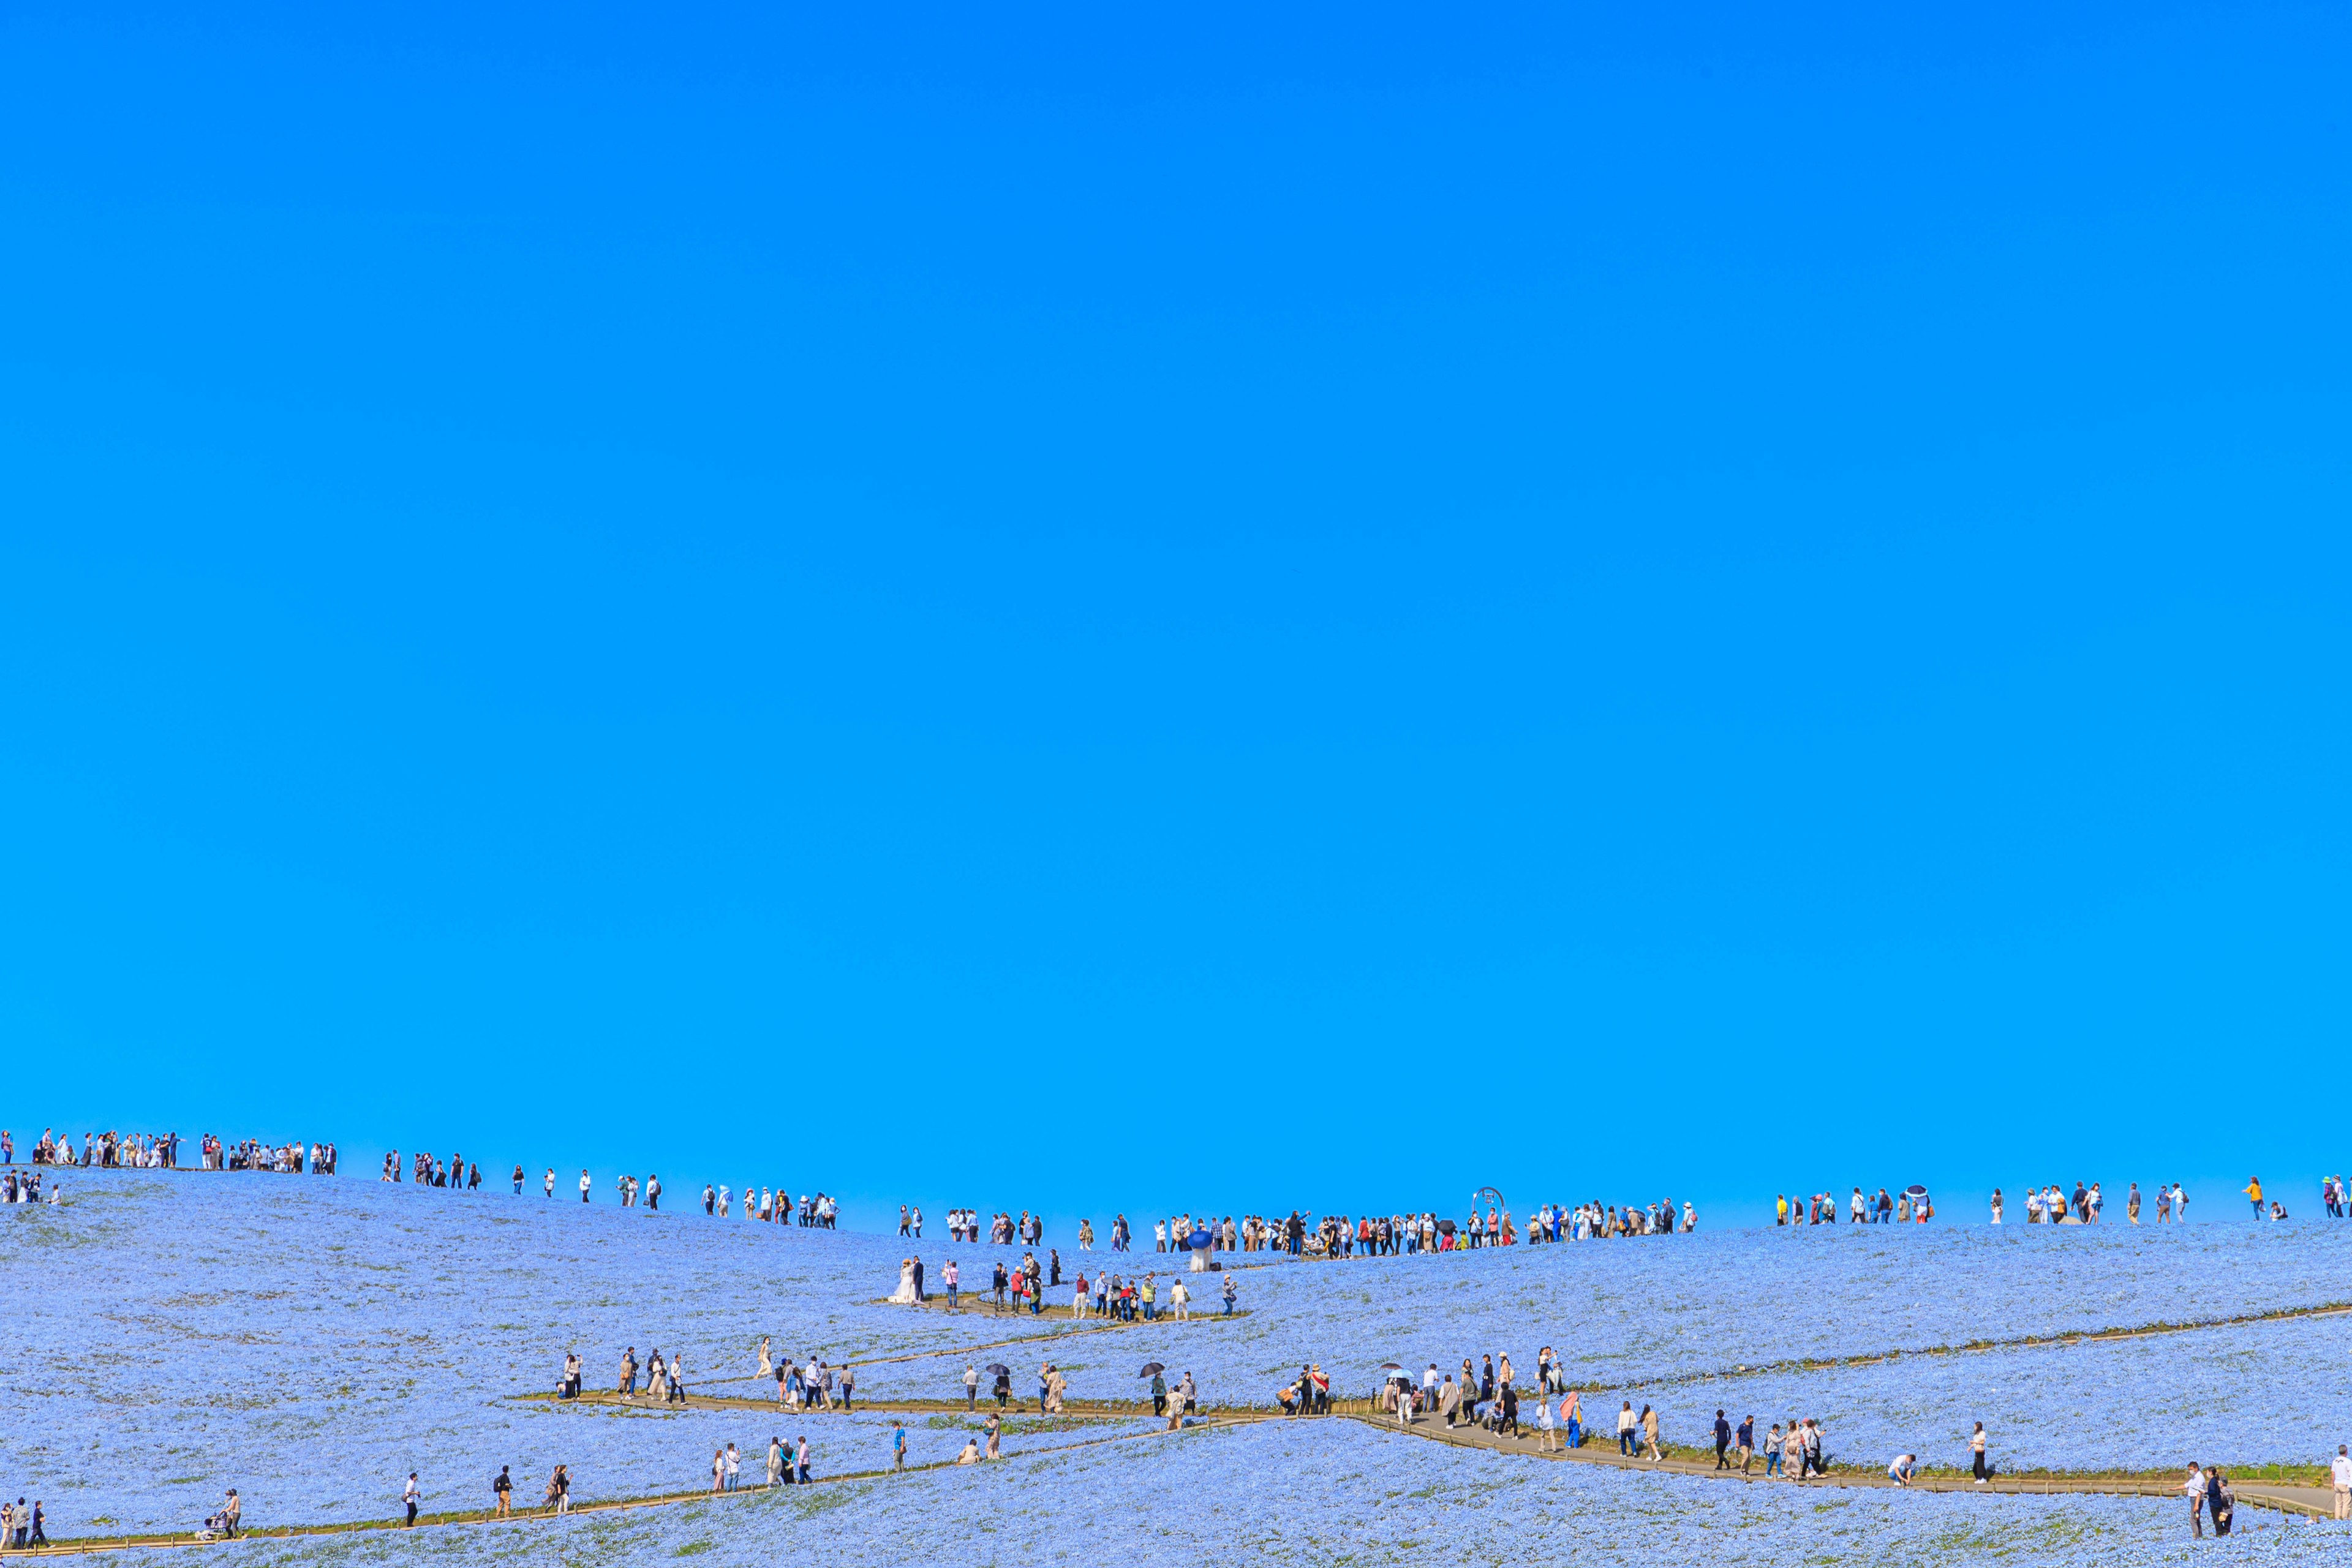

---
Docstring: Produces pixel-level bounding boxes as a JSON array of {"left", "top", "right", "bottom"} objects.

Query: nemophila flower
[
  {"left": 9, "top": 1171, "right": 2352, "bottom": 1559},
  {"left": 182, "top": 1420, "right": 2348, "bottom": 1568}
]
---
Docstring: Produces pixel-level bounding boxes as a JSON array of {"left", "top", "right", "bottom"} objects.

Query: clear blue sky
[{"left": 4, "top": 2, "right": 2346, "bottom": 1227}]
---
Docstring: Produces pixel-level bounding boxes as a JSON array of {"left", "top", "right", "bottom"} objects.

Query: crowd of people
[
  {"left": 3, "top": 1167, "right": 59, "bottom": 1204},
  {"left": 1990, "top": 1182, "right": 2199, "bottom": 1224},
  {"left": 1783, "top": 1189, "right": 1935, "bottom": 1226},
  {"left": 1372, "top": 1354, "right": 1873, "bottom": 1487},
  {"left": 1002, "top": 1202, "right": 1708, "bottom": 1260},
  {"left": 2, "top": 1129, "right": 334, "bottom": 1175},
  {"left": 701, "top": 1183, "right": 837, "bottom": 1226}
]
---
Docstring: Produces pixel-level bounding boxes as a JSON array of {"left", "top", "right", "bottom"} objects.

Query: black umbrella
[
  {"left": 1903, "top": 1185, "right": 1928, "bottom": 1196},
  {"left": 1436, "top": 1219, "right": 1457, "bottom": 1235},
  {"left": 1137, "top": 1362, "right": 1166, "bottom": 1378},
  {"left": 984, "top": 1363, "right": 1010, "bottom": 1376}
]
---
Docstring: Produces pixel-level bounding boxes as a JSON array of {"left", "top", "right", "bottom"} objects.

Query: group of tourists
[
  {"left": 1073, "top": 1202, "right": 1697, "bottom": 1259},
  {"left": 372, "top": 1159, "right": 840, "bottom": 1227},
  {"left": 1782, "top": 1189, "right": 1932, "bottom": 1226},
  {"left": 592, "top": 1346, "right": 695, "bottom": 1404},
  {"left": 1550, "top": 1202, "right": 1695, "bottom": 1238},
  {"left": 760, "top": 1341, "right": 858, "bottom": 1412},
  {"left": 1382, "top": 1351, "right": 1572, "bottom": 1434},
  {"left": 0, "top": 1497, "right": 50, "bottom": 1547},
  {"left": 711, "top": 1436, "right": 815, "bottom": 1489},
  {"left": 4, "top": 1129, "right": 332, "bottom": 1175},
  {"left": 2, "top": 1167, "right": 59, "bottom": 1204},
  {"left": 1989, "top": 1182, "right": 2190, "bottom": 1224},
  {"left": 693, "top": 1182, "right": 832, "bottom": 1226},
  {"left": 387, "top": 1150, "right": 485, "bottom": 1189},
  {"left": 954, "top": 1210, "right": 1042, "bottom": 1245},
  {"left": 2184, "top": 1463, "right": 2237, "bottom": 1536},
  {"left": 205, "top": 1137, "right": 328, "bottom": 1173}
]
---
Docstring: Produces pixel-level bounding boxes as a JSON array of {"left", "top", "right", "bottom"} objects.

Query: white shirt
[{"left": 2333, "top": 1455, "right": 2352, "bottom": 1488}]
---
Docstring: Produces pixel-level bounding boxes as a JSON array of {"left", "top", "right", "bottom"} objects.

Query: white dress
[{"left": 889, "top": 1261, "right": 919, "bottom": 1304}]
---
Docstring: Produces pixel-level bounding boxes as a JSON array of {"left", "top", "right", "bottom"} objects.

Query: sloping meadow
[
  {"left": 9, "top": 1173, "right": 2351, "bottom": 1540},
  {"left": 110, "top": 1419, "right": 2346, "bottom": 1568}
]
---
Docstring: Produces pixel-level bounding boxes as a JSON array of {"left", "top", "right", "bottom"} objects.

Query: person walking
[
  {"left": 766, "top": 1436, "right": 785, "bottom": 1487},
  {"left": 1735, "top": 1415, "right": 1755, "bottom": 1474},
  {"left": 710, "top": 1448, "right": 725, "bottom": 1494},
  {"left": 1642, "top": 1403, "right": 1662, "bottom": 1462},
  {"left": 403, "top": 1473, "right": 421, "bottom": 1527},
  {"left": 725, "top": 1443, "right": 740, "bottom": 1491},
  {"left": 1764, "top": 1422, "right": 1784, "bottom": 1478},
  {"left": 1972, "top": 1422, "right": 1990, "bottom": 1483},
  {"left": 493, "top": 1466, "right": 512, "bottom": 1517},
  {"left": 1617, "top": 1400, "right": 1637, "bottom": 1456},
  {"left": 891, "top": 1422, "right": 907, "bottom": 1470},
  {"left": 1714, "top": 1409, "right": 1732, "bottom": 1469},
  {"left": 2243, "top": 1176, "right": 2264, "bottom": 1219},
  {"left": 579, "top": 1169, "right": 591, "bottom": 1204}
]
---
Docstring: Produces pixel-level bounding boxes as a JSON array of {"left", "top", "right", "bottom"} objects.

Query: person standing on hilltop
[
  {"left": 2243, "top": 1176, "right": 2263, "bottom": 1219},
  {"left": 579, "top": 1169, "right": 591, "bottom": 1204}
]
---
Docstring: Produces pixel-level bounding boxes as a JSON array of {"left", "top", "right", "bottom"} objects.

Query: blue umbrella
[{"left": 1186, "top": 1230, "right": 1214, "bottom": 1250}]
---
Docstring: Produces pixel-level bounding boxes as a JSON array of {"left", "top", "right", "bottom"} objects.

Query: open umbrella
[
  {"left": 1903, "top": 1185, "right": 1928, "bottom": 1196},
  {"left": 1186, "top": 1230, "right": 1213, "bottom": 1250},
  {"left": 1137, "top": 1362, "right": 1166, "bottom": 1378},
  {"left": 984, "top": 1363, "right": 1010, "bottom": 1376},
  {"left": 1379, "top": 1362, "right": 1404, "bottom": 1370},
  {"left": 1436, "top": 1218, "right": 1457, "bottom": 1235}
]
